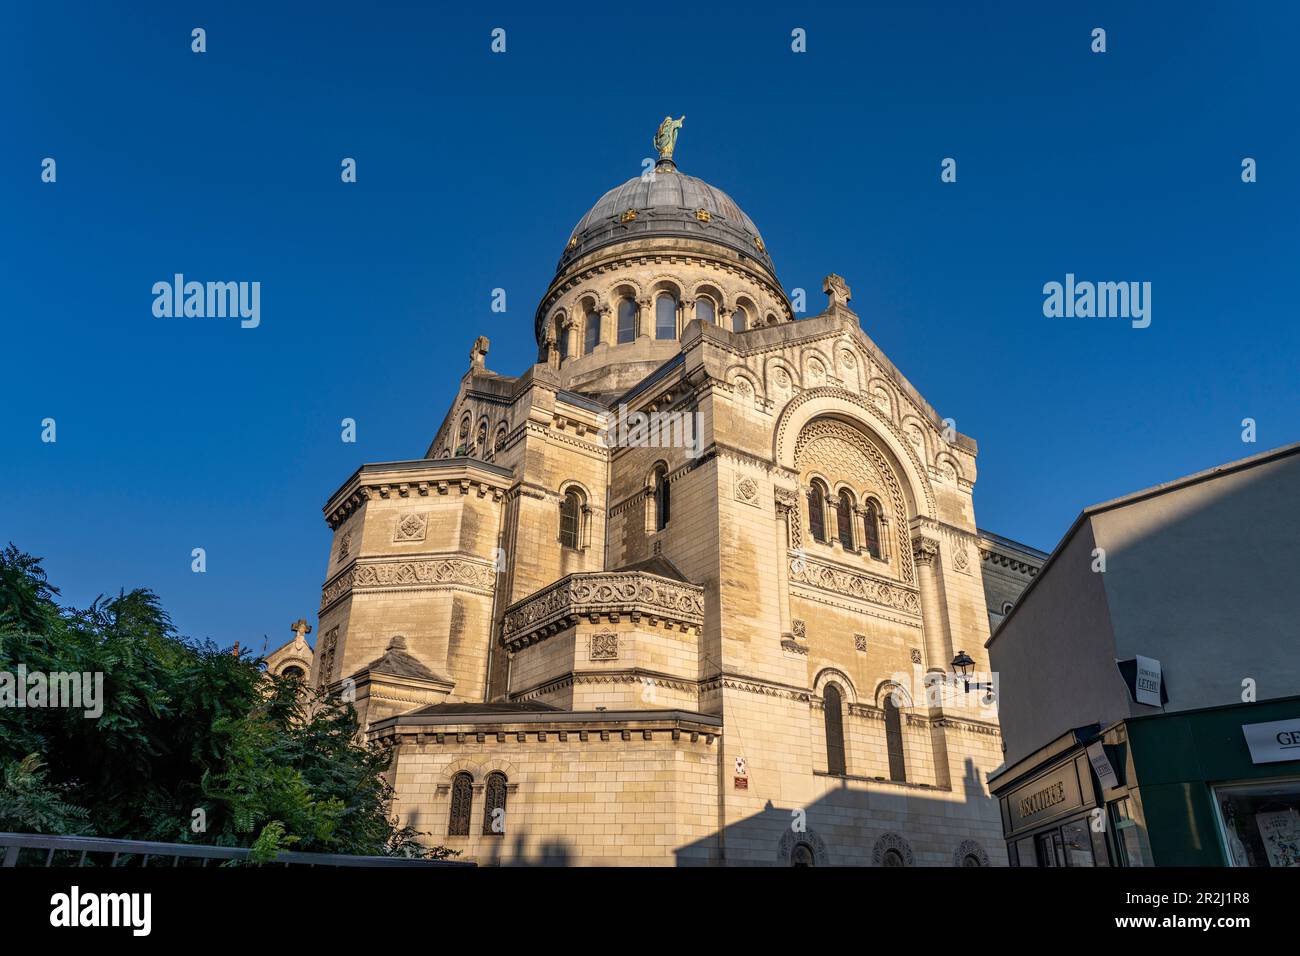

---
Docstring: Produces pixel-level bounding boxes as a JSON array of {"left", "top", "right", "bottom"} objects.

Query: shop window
[
  {"left": 1108, "top": 796, "right": 1152, "bottom": 866},
  {"left": 1060, "top": 819, "right": 1096, "bottom": 867},
  {"left": 1214, "top": 778, "right": 1300, "bottom": 867}
]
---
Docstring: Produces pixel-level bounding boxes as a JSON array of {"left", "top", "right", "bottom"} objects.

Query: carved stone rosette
[{"left": 500, "top": 570, "right": 705, "bottom": 653}]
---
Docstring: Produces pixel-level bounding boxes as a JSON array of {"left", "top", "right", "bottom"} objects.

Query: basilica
[{"left": 266, "top": 120, "right": 1044, "bottom": 865}]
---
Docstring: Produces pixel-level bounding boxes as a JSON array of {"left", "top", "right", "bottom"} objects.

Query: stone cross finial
[
  {"left": 470, "top": 335, "right": 490, "bottom": 369},
  {"left": 823, "top": 274, "right": 851, "bottom": 310},
  {"left": 291, "top": 618, "right": 312, "bottom": 642}
]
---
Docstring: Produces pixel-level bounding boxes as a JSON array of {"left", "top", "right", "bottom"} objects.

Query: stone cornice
[
  {"left": 324, "top": 459, "right": 513, "bottom": 529},
  {"left": 510, "top": 668, "right": 700, "bottom": 703},
  {"left": 499, "top": 570, "right": 705, "bottom": 652}
]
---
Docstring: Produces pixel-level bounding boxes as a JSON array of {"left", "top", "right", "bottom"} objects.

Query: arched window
[
  {"left": 837, "top": 489, "right": 856, "bottom": 551},
  {"left": 448, "top": 772, "right": 473, "bottom": 836},
  {"left": 791, "top": 843, "right": 815, "bottom": 867},
  {"left": 280, "top": 665, "right": 304, "bottom": 681},
  {"left": 618, "top": 298, "right": 637, "bottom": 343},
  {"left": 482, "top": 771, "right": 507, "bottom": 836},
  {"left": 884, "top": 696, "right": 906, "bottom": 782},
  {"left": 584, "top": 309, "right": 600, "bottom": 353},
  {"left": 732, "top": 306, "right": 748, "bottom": 332},
  {"left": 655, "top": 294, "right": 677, "bottom": 340},
  {"left": 882, "top": 849, "right": 905, "bottom": 867},
  {"left": 823, "top": 683, "right": 846, "bottom": 776},
  {"left": 652, "top": 465, "right": 670, "bottom": 531},
  {"left": 807, "top": 480, "right": 828, "bottom": 543},
  {"left": 559, "top": 488, "right": 582, "bottom": 549},
  {"left": 962, "top": 853, "right": 983, "bottom": 867},
  {"left": 556, "top": 320, "right": 568, "bottom": 360},
  {"left": 695, "top": 297, "right": 715, "bottom": 324},
  {"left": 863, "top": 499, "right": 883, "bottom": 559}
]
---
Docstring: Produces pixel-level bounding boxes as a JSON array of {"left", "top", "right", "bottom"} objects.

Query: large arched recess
[{"left": 773, "top": 386, "right": 936, "bottom": 522}]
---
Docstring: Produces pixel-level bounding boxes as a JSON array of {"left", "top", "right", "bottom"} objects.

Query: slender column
[{"left": 911, "top": 535, "right": 947, "bottom": 675}]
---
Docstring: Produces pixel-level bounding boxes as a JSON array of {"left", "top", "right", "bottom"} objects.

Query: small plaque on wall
[{"left": 734, "top": 777, "right": 749, "bottom": 791}]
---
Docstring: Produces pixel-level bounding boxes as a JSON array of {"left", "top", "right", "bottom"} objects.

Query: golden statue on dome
[{"left": 654, "top": 115, "right": 685, "bottom": 162}]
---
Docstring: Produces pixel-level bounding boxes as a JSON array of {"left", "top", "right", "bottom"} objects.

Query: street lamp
[{"left": 950, "top": 650, "right": 994, "bottom": 695}]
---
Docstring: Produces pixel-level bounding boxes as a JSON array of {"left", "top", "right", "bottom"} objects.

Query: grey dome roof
[{"left": 558, "top": 166, "right": 774, "bottom": 274}]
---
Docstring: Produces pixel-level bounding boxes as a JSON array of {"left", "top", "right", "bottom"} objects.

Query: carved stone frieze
[
  {"left": 500, "top": 570, "right": 705, "bottom": 652},
  {"left": 788, "top": 553, "right": 921, "bottom": 616},
  {"left": 320, "top": 558, "right": 496, "bottom": 613}
]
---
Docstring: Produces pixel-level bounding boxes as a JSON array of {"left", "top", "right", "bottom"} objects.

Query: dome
[{"left": 557, "top": 165, "right": 775, "bottom": 275}]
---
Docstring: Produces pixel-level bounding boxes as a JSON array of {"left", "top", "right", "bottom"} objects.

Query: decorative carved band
[
  {"left": 500, "top": 570, "right": 705, "bottom": 652},
  {"left": 320, "top": 558, "right": 496, "bottom": 613},
  {"left": 788, "top": 553, "right": 921, "bottom": 616}
]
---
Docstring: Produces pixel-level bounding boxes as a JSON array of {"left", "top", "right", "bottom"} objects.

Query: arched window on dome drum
[
  {"left": 482, "top": 771, "right": 507, "bottom": 835},
  {"left": 559, "top": 488, "right": 582, "bottom": 549},
  {"left": 556, "top": 321, "right": 568, "bottom": 361},
  {"left": 448, "top": 772, "right": 473, "bottom": 836},
  {"left": 695, "top": 297, "right": 715, "bottom": 324},
  {"left": 807, "top": 480, "right": 828, "bottom": 543},
  {"left": 884, "top": 696, "right": 906, "bottom": 782},
  {"left": 863, "top": 499, "right": 882, "bottom": 559},
  {"left": 618, "top": 298, "right": 637, "bottom": 344},
  {"left": 837, "top": 489, "right": 856, "bottom": 551},
  {"left": 655, "top": 294, "right": 677, "bottom": 340},
  {"left": 584, "top": 309, "right": 600, "bottom": 354},
  {"left": 732, "top": 306, "right": 748, "bottom": 332},
  {"left": 652, "top": 465, "right": 670, "bottom": 531},
  {"left": 823, "top": 683, "right": 846, "bottom": 776}
]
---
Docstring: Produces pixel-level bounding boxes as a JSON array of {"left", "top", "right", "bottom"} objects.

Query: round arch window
[
  {"left": 281, "top": 665, "right": 304, "bottom": 681},
  {"left": 791, "top": 843, "right": 815, "bottom": 867},
  {"left": 962, "top": 853, "right": 983, "bottom": 867},
  {"left": 882, "top": 848, "right": 906, "bottom": 867}
]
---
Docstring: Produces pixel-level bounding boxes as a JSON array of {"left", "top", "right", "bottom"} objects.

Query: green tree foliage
[{"left": 0, "top": 544, "right": 452, "bottom": 861}]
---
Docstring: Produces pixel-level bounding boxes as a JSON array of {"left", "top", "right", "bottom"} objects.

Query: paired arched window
[
  {"left": 807, "top": 480, "right": 828, "bottom": 543},
  {"left": 584, "top": 309, "right": 600, "bottom": 353},
  {"left": 617, "top": 298, "right": 638, "bottom": 343},
  {"left": 732, "top": 306, "right": 748, "bottom": 332},
  {"left": 655, "top": 294, "right": 678, "bottom": 340},
  {"left": 560, "top": 488, "right": 583, "bottom": 549},
  {"left": 448, "top": 772, "right": 474, "bottom": 836},
  {"left": 651, "top": 464, "right": 670, "bottom": 531},
  {"left": 884, "top": 696, "right": 906, "bottom": 782},
  {"left": 837, "top": 489, "right": 856, "bottom": 551},
  {"left": 695, "top": 297, "right": 716, "bottom": 324},
  {"left": 824, "top": 683, "right": 846, "bottom": 776},
  {"left": 482, "top": 772, "right": 508, "bottom": 836},
  {"left": 863, "top": 499, "right": 883, "bottom": 559}
]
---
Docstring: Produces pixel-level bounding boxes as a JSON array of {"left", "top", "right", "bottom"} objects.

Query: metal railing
[{"left": 0, "top": 832, "right": 471, "bottom": 867}]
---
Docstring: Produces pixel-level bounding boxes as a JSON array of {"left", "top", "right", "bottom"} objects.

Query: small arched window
[
  {"left": 837, "top": 489, "right": 856, "bottom": 551},
  {"left": 884, "top": 696, "right": 906, "bottom": 782},
  {"left": 652, "top": 465, "right": 670, "bottom": 531},
  {"left": 584, "top": 309, "right": 600, "bottom": 353},
  {"left": 448, "top": 772, "right": 473, "bottom": 836},
  {"left": 482, "top": 771, "right": 507, "bottom": 835},
  {"left": 732, "top": 306, "right": 748, "bottom": 332},
  {"left": 824, "top": 683, "right": 847, "bottom": 776},
  {"left": 280, "top": 665, "right": 304, "bottom": 681},
  {"left": 791, "top": 843, "right": 815, "bottom": 867},
  {"left": 863, "top": 499, "right": 883, "bottom": 559},
  {"left": 695, "top": 297, "right": 716, "bottom": 324},
  {"left": 556, "top": 319, "right": 568, "bottom": 360},
  {"left": 560, "top": 488, "right": 583, "bottom": 549},
  {"left": 807, "top": 480, "right": 828, "bottom": 543},
  {"left": 618, "top": 298, "right": 637, "bottom": 343},
  {"left": 655, "top": 294, "right": 677, "bottom": 340}
]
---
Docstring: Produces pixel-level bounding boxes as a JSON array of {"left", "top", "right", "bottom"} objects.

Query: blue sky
[{"left": 4, "top": 2, "right": 1297, "bottom": 651}]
